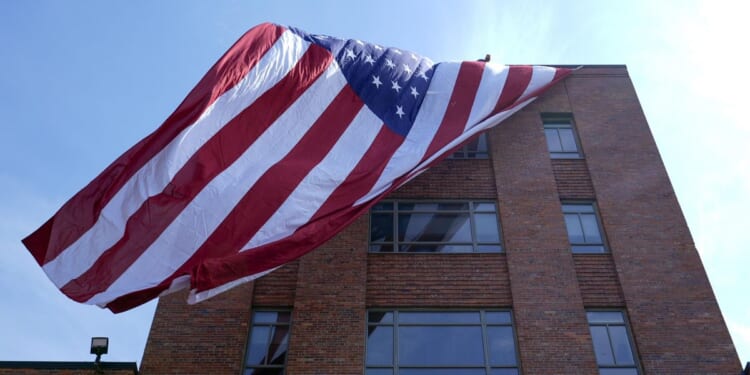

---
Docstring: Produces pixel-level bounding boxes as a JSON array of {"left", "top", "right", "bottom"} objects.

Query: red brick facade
[{"left": 140, "top": 66, "right": 740, "bottom": 374}]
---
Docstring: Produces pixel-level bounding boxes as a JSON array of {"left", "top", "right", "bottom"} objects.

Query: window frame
[
  {"left": 243, "top": 308, "right": 292, "bottom": 374},
  {"left": 586, "top": 310, "right": 642, "bottom": 375},
  {"left": 365, "top": 309, "right": 520, "bottom": 375},
  {"left": 369, "top": 200, "right": 504, "bottom": 253},
  {"left": 542, "top": 113, "right": 583, "bottom": 159},
  {"left": 448, "top": 132, "right": 490, "bottom": 159},
  {"left": 562, "top": 201, "right": 608, "bottom": 254}
]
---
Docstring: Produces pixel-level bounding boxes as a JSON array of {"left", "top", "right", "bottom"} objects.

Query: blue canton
[{"left": 290, "top": 27, "right": 435, "bottom": 137}]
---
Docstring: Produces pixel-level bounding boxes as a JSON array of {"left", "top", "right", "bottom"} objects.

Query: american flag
[{"left": 23, "top": 23, "right": 570, "bottom": 312}]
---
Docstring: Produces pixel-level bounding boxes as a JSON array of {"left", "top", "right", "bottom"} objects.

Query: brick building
[{"left": 139, "top": 65, "right": 741, "bottom": 374}]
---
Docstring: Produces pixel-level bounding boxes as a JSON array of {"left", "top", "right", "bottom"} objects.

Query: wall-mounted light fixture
[{"left": 90, "top": 337, "right": 109, "bottom": 364}]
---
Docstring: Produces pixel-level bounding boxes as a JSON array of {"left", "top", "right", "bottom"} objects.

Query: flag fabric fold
[{"left": 23, "top": 22, "right": 571, "bottom": 312}]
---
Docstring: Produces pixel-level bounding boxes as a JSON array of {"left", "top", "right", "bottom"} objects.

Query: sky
[{"left": 1, "top": 0, "right": 747, "bottom": 368}]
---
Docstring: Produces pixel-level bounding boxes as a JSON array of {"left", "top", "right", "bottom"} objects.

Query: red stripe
[
  {"left": 125, "top": 84, "right": 364, "bottom": 299},
  {"left": 310, "top": 125, "right": 405, "bottom": 222},
  {"left": 422, "top": 61, "right": 485, "bottom": 158},
  {"left": 189, "top": 126, "right": 405, "bottom": 295},
  {"left": 105, "top": 68, "right": 574, "bottom": 312},
  {"left": 491, "top": 65, "right": 533, "bottom": 115},
  {"left": 106, "top": 122, "right": 403, "bottom": 312},
  {"left": 23, "top": 23, "right": 286, "bottom": 266},
  {"left": 60, "top": 44, "right": 334, "bottom": 302}
]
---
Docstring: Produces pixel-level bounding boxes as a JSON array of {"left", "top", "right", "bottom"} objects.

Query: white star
[
  {"left": 396, "top": 105, "right": 405, "bottom": 118},
  {"left": 391, "top": 80, "right": 402, "bottom": 93},
  {"left": 345, "top": 48, "right": 357, "bottom": 60},
  {"left": 417, "top": 70, "right": 429, "bottom": 81},
  {"left": 385, "top": 59, "right": 396, "bottom": 69},
  {"left": 410, "top": 86, "right": 419, "bottom": 98},
  {"left": 403, "top": 64, "right": 412, "bottom": 74},
  {"left": 364, "top": 55, "right": 376, "bottom": 65},
  {"left": 372, "top": 75, "right": 382, "bottom": 88}
]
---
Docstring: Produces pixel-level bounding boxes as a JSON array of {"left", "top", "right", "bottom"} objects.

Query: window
[
  {"left": 370, "top": 201, "right": 503, "bottom": 253},
  {"left": 562, "top": 202, "right": 607, "bottom": 253},
  {"left": 587, "top": 311, "right": 640, "bottom": 375},
  {"left": 366, "top": 310, "right": 519, "bottom": 375},
  {"left": 449, "top": 133, "right": 489, "bottom": 159},
  {"left": 244, "top": 310, "right": 291, "bottom": 375},
  {"left": 543, "top": 114, "right": 582, "bottom": 158}
]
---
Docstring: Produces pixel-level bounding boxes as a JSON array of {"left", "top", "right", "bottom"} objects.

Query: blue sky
[{"left": 1, "top": 0, "right": 747, "bottom": 367}]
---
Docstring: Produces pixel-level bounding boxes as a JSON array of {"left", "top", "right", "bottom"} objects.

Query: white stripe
[
  {"left": 409, "top": 97, "right": 537, "bottom": 177},
  {"left": 242, "top": 106, "right": 383, "bottom": 250},
  {"left": 465, "top": 64, "right": 509, "bottom": 130},
  {"left": 187, "top": 267, "right": 279, "bottom": 304},
  {"left": 43, "top": 30, "right": 309, "bottom": 288},
  {"left": 521, "top": 66, "right": 557, "bottom": 99},
  {"left": 353, "top": 62, "right": 461, "bottom": 206},
  {"left": 404, "top": 66, "right": 557, "bottom": 184},
  {"left": 86, "top": 62, "right": 346, "bottom": 306}
]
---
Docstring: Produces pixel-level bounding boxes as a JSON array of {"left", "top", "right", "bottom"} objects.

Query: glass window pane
[
  {"left": 564, "top": 214, "right": 585, "bottom": 243},
  {"left": 476, "top": 244, "right": 502, "bottom": 252},
  {"left": 599, "top": 369, "right": 638, "bottom": 375},
  {"left": 475, "top": 213, "right": 500, "bottom": 242},
  {"left": 400, "top": 370, "right": 486, "bottom": 375},
  {"left": 372, "top": 202, "right": 394, "bottom": 211},
  {"left": 371, "top": 213, "right": 394, "bottom": 242},
  {"left": 435, "top": 244, "right": 474, "bottom": 253},
  {"left": 254, "top": 312, "right": 281, "bottom": 323},
  {"left": 266, "top": 326, "right": 289, "bottom": 365},
  {"left": 572, "top": 245, "right": 606, "bottom": 254},
  {"left": 369, "top": 244, "right": 394, "bottom": 252},
  {"left": 485, "top": 311, "right": 512, "bottom": 324},
  {"left": 580, "top": 214, "right": 603, "bottom": 244},
  {"left": 399, "top": 326, "right": 484, "bottom": 365},
  {"left": 590, "top": 326, "right": 615, "bottom": 365},
  {"left": 399, "top": 202, "right": 470, "bottom": 211},
  {"left": 563, "top": 204, "right": 594, "bottom": 213},
  {"left": 399, "top": 213, "right": 471, "bottom": 242},
  {"left": 558, "top": 128, "right": 578, "bottom": 152},
  {"left": 609, "top": 326, "right": 636, "bottom": 365},
  {"left": 487, "top": 326, "right": 517, "bottom": 366},
  {"left": 369, "top": 311, "right": 394, "bottom": 324},
  {"left": 246, "top": 326, "right": 270, "bottom": 365},
  {"left": 244, "top": 369, "right": 284, "bottom": 375},
  {"left": 587, "top": 312, "right": 625, "bottom": 324},
  {"left": 365, "top": 369, "right": 393, "bottom": 375},
  {"left": 398, "top": 244, "right": 441, "bottom": 253},
  {"left": 490, "top": 369, "right": 520, "bottom": 375},
  {"left": 472, "top": 202, "right": 497, "bottom": 212},
  {"left": 545, "top": 129, "right": 562, "bottom": 152},
  {"left": 399, "top": 311, "right": 481, "bottom": 324},
  {"left": 366, "top": 326, "right": 393, "bottom": 365}
]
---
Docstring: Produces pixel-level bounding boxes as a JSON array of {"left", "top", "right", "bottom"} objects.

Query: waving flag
[{"left": 23, "top": 23, "right": 571, "bottom": 312}]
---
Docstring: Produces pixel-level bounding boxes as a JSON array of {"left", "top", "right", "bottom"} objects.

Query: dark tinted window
[
  {"left": 370, "top": 201, "right": 502, "bottom": 253},
  {"left": 244, "top": 310, "right": 291, "bottom": 374},
  {"left": 366, "top": 310, "right": 518, "bottom": 374},
  {"left": 450, "top": 133, "right": 489, "bottom": 159},
  {"left": 563, "top": 203, "right": 607, "bottom": 253},
  {"left": 587, "top": 311, "right": 640, "bottom": 374},
  {"left": 543, "top": 115, "right": 582, "bottom": 158}
]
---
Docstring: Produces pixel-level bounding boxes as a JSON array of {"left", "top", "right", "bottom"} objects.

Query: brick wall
[
  {"left": 139, "top": 66, "right": 740, "bottom": 374},
  {"left": 139, "top": 284, "right": 254, "bottom": 374},
  {"left": 490, "top": 85, "right": 600, "bottom": 374},
  {"left": 567, "top": 67, "right": 740, "bottom": 372},
  {"left": 367, "top": 253, "right": 512, "bottom": 307}
]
